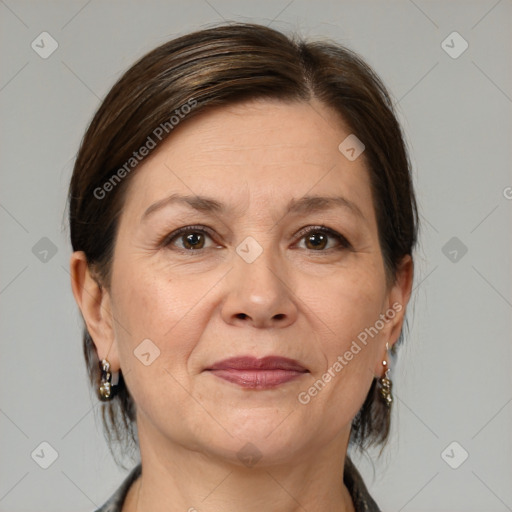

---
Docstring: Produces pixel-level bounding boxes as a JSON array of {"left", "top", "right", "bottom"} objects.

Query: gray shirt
[{"left": 94, "top": 457, "right": 381, "bottom": 512}]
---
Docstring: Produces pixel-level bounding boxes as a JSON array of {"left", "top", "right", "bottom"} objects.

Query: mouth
[{"left": 205, "top": 356, "right": 309, "bottom": 389}]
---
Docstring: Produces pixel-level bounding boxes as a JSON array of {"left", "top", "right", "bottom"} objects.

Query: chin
[{"left": 204, "top": 435, "right": 307, "bottom": 469}]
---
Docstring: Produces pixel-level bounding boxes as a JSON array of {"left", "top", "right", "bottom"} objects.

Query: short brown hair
[{"left": 68, "top": 22, "right": 418, "bottom": 467}]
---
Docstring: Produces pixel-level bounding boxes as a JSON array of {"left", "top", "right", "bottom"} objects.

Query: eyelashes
[
  {"left": 162, "top": 225, "right": 218, "bottom": 251},
  {"left": 161, "top": 224, "right": 352, "bottom": 253},
  {"left": 294, "top": 225, "right": 352, "bottom": 251}
]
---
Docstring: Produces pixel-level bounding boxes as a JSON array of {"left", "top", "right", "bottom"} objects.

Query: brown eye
[
  {"left": 297, "top": 226, "right": 351, "bottom": 252},
  {"left": 181, "top": 232, "right": 205, "bottom": 249},
  {"left": 305, "top": 232, "right": 328, "bottom": 250},
  {"left": 164, "top": 226, "right": 216, "bottom": 251}
]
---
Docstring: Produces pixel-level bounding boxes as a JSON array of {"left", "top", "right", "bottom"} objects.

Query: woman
[{"left": 69, "top": 22, "right": 417, "bottom": 512}]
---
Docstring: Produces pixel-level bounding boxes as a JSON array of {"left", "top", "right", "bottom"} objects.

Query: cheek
[
  {"left": 297, "top": 292, "right": 381, "bottom": 438},
  {"left": 110, "top": 256, "right": 222, "bottom": 390},
  {"left": 305, "top": 262, "right": 387, "bottom": 343},
  {"left": 112, "top": 257, "right": 195, "bottom": 336},
  {"left": 108, "top": 265, "right": 208, "bottom": 429},
  {"left": 298, "top": 267, "right": 386, "bottom": 404}
]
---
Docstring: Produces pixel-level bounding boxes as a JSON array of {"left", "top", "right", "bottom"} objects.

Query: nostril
[
  {"left": 273, "top": 314, "right": 285, "bottom": 320},
  {"left": 236, "top": 313, "right": 248, "bottom": 320}
]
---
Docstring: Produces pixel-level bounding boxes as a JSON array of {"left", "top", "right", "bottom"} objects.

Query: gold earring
[
  {"left": 378, "top": 343, "right": 393, "bottom": 407},
  {"left": 99, "top": 359, "right": 114, "bottom": 400}
]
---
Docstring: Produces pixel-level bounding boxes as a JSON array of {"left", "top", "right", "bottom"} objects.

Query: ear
[
  {"left": 70, "top": 251, "right": 120, "bottom": 371},
  {"left": 373, "top": 254, "right": 414, "bottom": 377}
]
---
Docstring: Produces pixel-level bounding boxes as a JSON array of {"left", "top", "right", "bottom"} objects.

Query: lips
[
  {"left": 206, "top": 356, "right": 308, "bottom": 389},
  {"left": 207, "top": 356, "right": 307, "bottom": 372}
]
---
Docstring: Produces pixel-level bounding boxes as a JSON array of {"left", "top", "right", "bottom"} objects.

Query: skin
[{"left": 71, "top": 98, "right": 413, "bottom": 512}]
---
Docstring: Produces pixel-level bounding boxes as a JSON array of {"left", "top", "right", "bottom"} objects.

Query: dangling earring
[
  {"left": 99, "top": 359, "right": 115, "bottom": 400},
  {"left": 378, "top": 343, "right": 393, "bottom": 407}
]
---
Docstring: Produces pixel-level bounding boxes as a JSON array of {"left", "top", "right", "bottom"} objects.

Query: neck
[{"left": 123, "top": 419, "right": 356, "bottom": 512}]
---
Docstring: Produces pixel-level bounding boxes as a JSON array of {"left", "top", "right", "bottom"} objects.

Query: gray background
[{"left": 1, "top": 1, "right": 511, "bottom": 511}]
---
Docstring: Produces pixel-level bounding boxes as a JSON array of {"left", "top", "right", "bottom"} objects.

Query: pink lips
[{"left": 206, "top": 356, "right": 308, "bottom": 389}]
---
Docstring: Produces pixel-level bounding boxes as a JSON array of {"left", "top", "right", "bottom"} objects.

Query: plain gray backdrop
[{"left": 1, "top": 1, "right": 511, "bottom": 511}]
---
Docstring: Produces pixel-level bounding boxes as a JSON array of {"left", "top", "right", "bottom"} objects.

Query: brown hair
[{"left": 68, "top": 22, "right": 418, "bottom": 467}]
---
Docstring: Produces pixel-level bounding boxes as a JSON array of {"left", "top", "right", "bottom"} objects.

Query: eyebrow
[
  {"left": 142, "top": 194, "right": 224, "bottom": 220},
  {"left": 141, "top": 193, "right": 365, "bottom": 222},
  {"left": 287, "top": 195, "right": 365, "bottom": 220}
]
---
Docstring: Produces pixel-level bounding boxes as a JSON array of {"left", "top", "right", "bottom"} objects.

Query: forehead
[{"left": 121, "top": 99, "right": 375, "bottom": 223}]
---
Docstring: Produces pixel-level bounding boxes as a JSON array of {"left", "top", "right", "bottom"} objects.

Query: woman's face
[{"left": 89, "top": 99, "right": 411, "bottom": 465}]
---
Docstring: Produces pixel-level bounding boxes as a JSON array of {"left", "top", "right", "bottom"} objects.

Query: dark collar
[{"left": 94, "top": 457, "right": 381, "bottom": 512}]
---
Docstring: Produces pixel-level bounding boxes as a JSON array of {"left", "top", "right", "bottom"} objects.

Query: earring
[
  {"left": 99, "top": 359, "right": 115, "bottom": 400},
  {"left": 378, "top": 343, "right": 393, "bottom": 407}
]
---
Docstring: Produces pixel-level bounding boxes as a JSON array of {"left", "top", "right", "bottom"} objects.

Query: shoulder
[
  {"left": 344, "top": 456, "right": 382, "bottom": 512},
  {"left": 93, "top": 464, "right": 142, "bottom": 512}
]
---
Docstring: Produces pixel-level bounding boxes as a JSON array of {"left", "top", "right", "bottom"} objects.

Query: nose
[{"left": 220, "top": 241, "right": 298, "bottom": 329}]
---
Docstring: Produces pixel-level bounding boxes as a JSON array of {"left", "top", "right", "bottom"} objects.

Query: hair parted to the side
[{"left": 68, "top": 22, "right": 418, "bottom": 468}]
